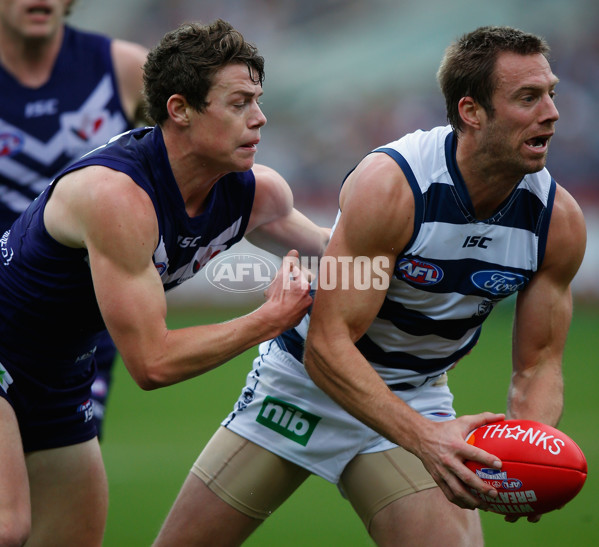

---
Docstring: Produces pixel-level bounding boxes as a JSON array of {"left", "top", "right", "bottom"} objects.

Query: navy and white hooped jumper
[
  {"left": 0, "top": 25, "right": 133, "bottom": 230},
  {"left": 278, "top": 125, "right": 555, "bottom": 390}
]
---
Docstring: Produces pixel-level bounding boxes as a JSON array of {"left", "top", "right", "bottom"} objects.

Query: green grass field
[{"left": 101, "top": 300, "right": 597, "bottom": 546}]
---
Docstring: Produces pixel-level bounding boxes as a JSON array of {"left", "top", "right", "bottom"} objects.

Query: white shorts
[{"left": 223, "top": 339, "right": 456, "bottom": 483}]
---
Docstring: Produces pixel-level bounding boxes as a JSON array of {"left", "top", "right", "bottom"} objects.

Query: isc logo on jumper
[
  {"left": 256, "top": 396, "right": 321, "bottom": 446},
  {"left": 396, "top": 258, "right": 443, "bottom": 285},
  {"left": 471, "top": 270, "right": 527, "bottom": 296}
]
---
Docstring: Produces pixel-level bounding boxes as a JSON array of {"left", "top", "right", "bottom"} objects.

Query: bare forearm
[
  {"left": 124, "top": 305, "right": 288, "bottom": 390},
  {"left": 304, "top": 339, "right": 429, "bottom": 453},
  {"left": 246, "top": 212, "right": 330, "bottom": 260},
  {"left": 507, "top": 363, "right": 564, "bottom": 426}
]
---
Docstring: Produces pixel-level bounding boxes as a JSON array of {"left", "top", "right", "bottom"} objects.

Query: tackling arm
[
  {"left": 44, "top": 167, "right": 312, "bottom": 390},
  {"left": 244, "top": 164, "right": 330, "bottom": 259}
]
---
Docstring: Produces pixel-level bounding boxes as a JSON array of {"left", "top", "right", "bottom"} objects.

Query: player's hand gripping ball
[{"left": 465, "top": 420, "right": 587, "bottom": 517}]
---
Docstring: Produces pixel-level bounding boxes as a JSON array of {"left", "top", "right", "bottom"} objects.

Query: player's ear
[
  {"left": 458, "top": 96, "right": 483, "bottom": 130},
  {"left": 166, "top": 94, "right": 191, "bottom": 126}
]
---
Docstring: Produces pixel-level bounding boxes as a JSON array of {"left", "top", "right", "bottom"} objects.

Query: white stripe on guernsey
[
  {"left": 366, "top": 316, "right": 479, "bottom": 359},
  {"left": 1, "top": 75, "right": 121, "bottom": 165},
  {"left": 385, "top": 285, "right": 493, "bottom": 320},
  {"left": 78, "top": 74, "right": 114, "bottom": 114},
  {"left": 160, "top": 217, "right": 244, "bottom": 286},
  {"left": 0, "top": 186, "right": 31, "bottom": 213},
  {"left": 410, "top": 221, "right": 539, "bottom": 269},
  {"left": 0, "top": 157, "right": 48, "bottom": 191},
  {"left": 294, "top": 314, "right": 310, "bottom": 339}
]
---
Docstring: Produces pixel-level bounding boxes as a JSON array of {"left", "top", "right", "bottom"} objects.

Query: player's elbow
[
  {"left": 303, "top": 333, "right": 330, "bottom": 387},
  {"left": 134, "top": 374, "right": 163, "bottom": 391},
  {"left": 0, "top": 506, "right": 31, "bottom": 547},
  {"left": 122, "top": 356, "right": 169, "bottom": 391}
]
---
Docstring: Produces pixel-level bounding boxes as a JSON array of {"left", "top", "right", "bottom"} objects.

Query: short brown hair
[
  {"left": 143, "top": 20, "right": 265, "bottom": 124},
  {"left": 437, "top": 26, "right": 550, "bottom": 132}
]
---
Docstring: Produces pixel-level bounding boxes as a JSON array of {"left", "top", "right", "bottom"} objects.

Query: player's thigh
[
  {"left": 372, "top": 487, "right": 482, "bottom": 547},
  {"left": 192, "top": 426, "right": 311, "bottom": 519},
  {"left": 155, "top": 427, "right": 311, "bottom": 546},
  {"left": 340, "top": 446, "right": 482, "bottom": 546},
  {"left": 25, "top": 438, "right": 108, "bottom": 547},
  {"left": 0, "top": 397, "right": 31, "bottom": 542}
]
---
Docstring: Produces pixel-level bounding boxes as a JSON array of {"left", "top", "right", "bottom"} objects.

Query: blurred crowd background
[{"left": 71, "top": 0, "right": 599, "bottom": 301}]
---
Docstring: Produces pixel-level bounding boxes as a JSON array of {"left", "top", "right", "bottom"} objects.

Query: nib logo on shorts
[{"left": 256, "top": 396, "right": 321, "bottom": 446}]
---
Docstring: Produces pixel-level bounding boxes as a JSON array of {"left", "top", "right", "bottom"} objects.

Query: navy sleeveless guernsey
[
  {"left": 0, "top": 25, "right": 132, "bottom": 229},
  {"left": 0, "top": 126, "right": 255, "bottom": 374}
]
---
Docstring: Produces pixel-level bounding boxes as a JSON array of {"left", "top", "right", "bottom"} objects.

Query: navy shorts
[{"left": 0, "top": 357, "right": 98, "bottom": 453}]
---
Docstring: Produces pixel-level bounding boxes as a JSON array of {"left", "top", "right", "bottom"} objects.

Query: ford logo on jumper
[{"left": 471, "top": 270, "right": 527, "bottom": 296}]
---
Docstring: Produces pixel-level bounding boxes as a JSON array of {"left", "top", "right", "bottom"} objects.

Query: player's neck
[
  {"left": 0, "top": 25, "right": 64, "bottom": 88},
  {"left": 162, "top": 125, "right": 229, "bottom": 218},
  {"left": 456, "top": 142, "right": 522, "bottom": 220}
]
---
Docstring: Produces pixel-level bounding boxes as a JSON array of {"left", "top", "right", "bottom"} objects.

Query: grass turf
[{"left": 101, "top": 300, "right": 597, "bottom": 546}]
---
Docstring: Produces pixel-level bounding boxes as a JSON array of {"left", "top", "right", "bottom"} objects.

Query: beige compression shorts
[{"left": 192, "top": 426, "right": 437, "bottom": 529}]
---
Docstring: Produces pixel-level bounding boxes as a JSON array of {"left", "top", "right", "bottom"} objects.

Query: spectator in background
[{"left": 0, "top": 0, "right": 148, "bottom": 438}]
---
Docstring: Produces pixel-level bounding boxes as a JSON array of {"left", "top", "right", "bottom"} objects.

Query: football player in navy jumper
[{"left": 0, "top": 19, "right": 329, "bottom": 546}]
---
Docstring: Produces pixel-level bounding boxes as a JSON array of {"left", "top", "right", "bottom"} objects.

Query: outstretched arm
[
  {"left": 245, "top": 164, "right": 330, "bottom": 259},
  {"left": 44, "top": 166, "right": 312, "bottom": 390}
]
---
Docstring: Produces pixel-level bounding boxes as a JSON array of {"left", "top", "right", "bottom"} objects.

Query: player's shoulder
[
  {"left": 111, "top": 38, "right": 149, "bottom": 67},
  {"left": 550, "top": 183, "right": 586, "bottom": 243},
  {"left": 342, "top": 149, "right": 414, "bottom": 212},
  {"left": 252, "top": 164, "right": 292, "bottom": 200},
  {"left": 338, "top": 152, "right": 415, "bottom": 252},
  {"left": 379, "top": 124, "right": 451, "bottom": 155},
  {"left": 247, "top": 164, "right": 293, "bottom": 223},
  {"left": 541, "top": 182, "right": 586, "bottom": 279}
]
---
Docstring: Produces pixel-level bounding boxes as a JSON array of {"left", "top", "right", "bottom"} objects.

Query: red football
[{"left": 465, "top": 419, "right": 587, "bottom": 517}]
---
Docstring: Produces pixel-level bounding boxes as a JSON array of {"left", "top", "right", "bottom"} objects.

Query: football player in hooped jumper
[
  {"left": 153, "top": 26, "right": 586, "bottom": 547},
  {"left": 0, "top": 20, "right": 329, "bottom": 546}
]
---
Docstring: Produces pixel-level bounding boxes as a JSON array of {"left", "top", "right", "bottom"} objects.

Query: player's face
[
  {"left": 0, "top": 0, "right": 71, "bottom": 40},
  {"left": 189, "top": 63, "right": 267, "bottom": 174},
  {"left": 480, "top": 52, "right": 559, "bottom": 176}
]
